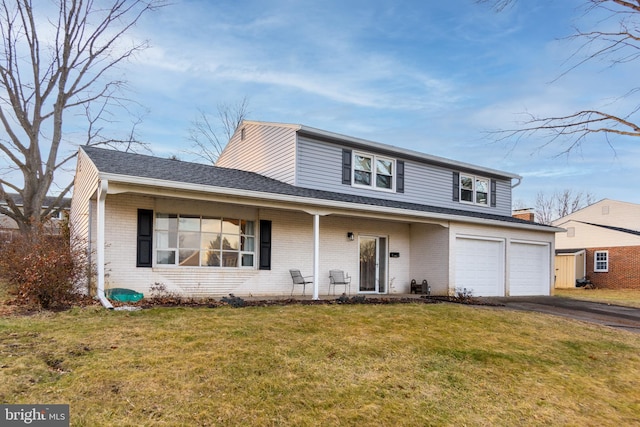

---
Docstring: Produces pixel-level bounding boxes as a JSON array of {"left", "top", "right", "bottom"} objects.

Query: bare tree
[
  {"left": 0, "top": 0, "right": 165, "bottom": 233},
  {"left": 480, "top": 0, "right": 640, "bottom": 152},
  {"left": 535, "top": 189, "right": 596, "bottom": 224},
  {"left": 188, "top": 97, "right": 250, "bottom": 164}
]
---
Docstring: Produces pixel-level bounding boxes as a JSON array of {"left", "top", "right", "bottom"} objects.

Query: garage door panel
[
  {"left": 456, "top": 237, "right": 504, "bottom": 297},
  {"left": 510, "top": 243, "right": 550, "bottom": 296}
]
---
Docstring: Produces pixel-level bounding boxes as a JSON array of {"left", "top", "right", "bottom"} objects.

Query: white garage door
[
  {"left": 455, "top": 237, "right": 504, "bottom": 297},
  {"left": 509, "top": 242, "right": 550, "bottom": 296}
]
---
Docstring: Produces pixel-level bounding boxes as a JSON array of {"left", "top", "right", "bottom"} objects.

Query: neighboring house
[
  {"left": 552, "top": 199, "right": 640, "bottom": 289},
  {"left": 70, "top": 120, "right": 559, "bottom": 304},
  {"left": 0, "top": 193, "right": 70, "bottom": 242}
]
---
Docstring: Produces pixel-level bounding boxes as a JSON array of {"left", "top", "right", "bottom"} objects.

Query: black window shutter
[
  {"left": 452, "top": 172, "right": 460, "bottom": 201},
  {"left": 396, "top": 160, "right": 405, "bottom": 193},
  {"left": 342, "top": 149, "right": 352, "bottom": 184},
  {"left": 137, "top": 209, "right": 153, "bottom": 267},
  {"left": 259, "top": 220, "right": 272, "bottom": 270},
  {"left": 490, "top": 179, "right": 497, "bottom": 207}
]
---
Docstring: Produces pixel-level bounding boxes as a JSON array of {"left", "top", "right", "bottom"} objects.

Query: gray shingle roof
[{"left": 82, "top": 146, "right": 550, "bottom": 228}]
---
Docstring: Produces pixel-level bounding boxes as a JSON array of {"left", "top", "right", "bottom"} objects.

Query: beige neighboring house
[
  {"left": 0, "top": 193, "right": 70, "bottom": 242},
  {"left": 552, "top": 199, "right": 640, "bottom": 289},
  {"left": 70, "top": 120, "right": 561, "bottom": 307}
]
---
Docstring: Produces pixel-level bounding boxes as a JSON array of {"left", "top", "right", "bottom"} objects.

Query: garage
[
  {"left": 509, "top": 242, "right": 551, "bottom": 296},
  {"left": 455, "top": 237, "right": 505, "bottom": 296}
]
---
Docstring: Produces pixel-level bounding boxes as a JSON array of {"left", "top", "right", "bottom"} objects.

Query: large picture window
[
  {"left": 155, "top": 214, "right": 255, "bottom": 267},
  {"left": 460, "top": 174, "right": 489, "bottom": 206},
  {"left": 353, "top": 152, "right": 394, "bottom": 191}
]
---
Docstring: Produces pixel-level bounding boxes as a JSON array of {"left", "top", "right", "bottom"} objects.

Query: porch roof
[{"left": 81, "top": 146, "right": 557, "bottom": 231}]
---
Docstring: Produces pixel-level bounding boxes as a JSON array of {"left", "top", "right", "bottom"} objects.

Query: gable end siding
[{"left": 216, "top": 122, "right": 297, "bottom": 184}]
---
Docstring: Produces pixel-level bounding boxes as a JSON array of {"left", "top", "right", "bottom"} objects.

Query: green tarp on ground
[{"left": 105, "top": 288, "right": 144, "bottom": 302}]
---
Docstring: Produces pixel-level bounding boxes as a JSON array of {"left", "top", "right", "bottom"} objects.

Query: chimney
[{"left": 512, "top": 208, "right": 535, "bottom": 222}]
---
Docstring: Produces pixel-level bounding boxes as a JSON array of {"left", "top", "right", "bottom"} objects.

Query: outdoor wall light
[{"left": 347, "top": 232, "right": 354, "bottom": 241}]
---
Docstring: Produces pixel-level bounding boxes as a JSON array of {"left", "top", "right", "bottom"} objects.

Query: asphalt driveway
[{"left": 482, "top": 296, "right": 640, "bottom": 333}]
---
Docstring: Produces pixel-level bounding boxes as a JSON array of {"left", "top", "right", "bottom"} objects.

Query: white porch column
[
  {"left": 96, "top": 180, "right": 113, "bottom": 309},
  {"left": 312, "top": 214, "right": 320, "bottom": 300}
]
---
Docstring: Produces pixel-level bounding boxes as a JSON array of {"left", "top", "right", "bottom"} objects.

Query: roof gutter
[
  {"left": 99, "top": 172, "right": 563, "bottom": 233},
  {"left": 511, "top": 177, "right": 522, "bottom": 189}
]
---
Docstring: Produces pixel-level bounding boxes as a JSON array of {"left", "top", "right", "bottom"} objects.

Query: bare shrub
[{"left": 0, "top": 228, "right": 86, "bottom": 309}]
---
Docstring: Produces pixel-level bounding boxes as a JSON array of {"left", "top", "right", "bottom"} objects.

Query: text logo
[{"left": 1, "top": 405, "right": 69, "bottom": 426}]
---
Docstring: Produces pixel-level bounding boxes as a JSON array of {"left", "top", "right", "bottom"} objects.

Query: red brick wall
[
  {"left": 586, "top": 246, "right": 640, "bottom": 289},
  {"left": 512, "top": 212, "right": 535, "bottom": 222}
]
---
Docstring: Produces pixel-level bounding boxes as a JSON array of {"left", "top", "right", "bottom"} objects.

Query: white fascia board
[{"left": 100, "top": 172, "right": 558, "bottom": 233}]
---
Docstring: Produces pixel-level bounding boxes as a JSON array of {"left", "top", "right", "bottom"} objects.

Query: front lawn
[
  {"left": 555, "top": 288, "right": 640, "bottom": 308},
  {"left": 1, "top": 303, "right": 639, "bottom": 426}
]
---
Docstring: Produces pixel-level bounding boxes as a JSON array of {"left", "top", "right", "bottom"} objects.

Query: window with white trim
[
  {"left": 353, "top": 152, "right": 394, "bottom": 191},
  {"left": 155, "top": 214, "right": 255, "bottom": 267},
  {"left": 594, "top": 250, "right": 608, "bottom": 272},
  {"left": 460, "top": 174, "right": 489, "bottom": 205}
]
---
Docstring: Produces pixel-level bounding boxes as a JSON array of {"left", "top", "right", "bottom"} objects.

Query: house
[
  {"left": 0, "top": 193, "right": 70, "bottom": 242},
  {"left": 70, "top": 120, "right": 559, "bottom": 305},
  {"left": 552, "top": 199, "right": 640, "bottom": 289}
]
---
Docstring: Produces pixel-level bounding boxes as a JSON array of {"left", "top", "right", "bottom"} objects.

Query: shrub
[
  {"left": 0, "top": 229, "right": 85, "bottom": 309},
  {"left": 454, "top": 287, "right": 475, "bottom": 303},
  {"left": 221, "top": 294, "right": 245, "bottom": 308}
]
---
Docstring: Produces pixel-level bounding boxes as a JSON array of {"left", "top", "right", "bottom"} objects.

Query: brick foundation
[{"left": 585, "top": 246, "right": 640, "bottom": 289}]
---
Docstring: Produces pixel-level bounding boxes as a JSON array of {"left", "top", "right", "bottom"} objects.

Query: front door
[{"left": 359, "top": 236, "right": 387, "bottom": 293}]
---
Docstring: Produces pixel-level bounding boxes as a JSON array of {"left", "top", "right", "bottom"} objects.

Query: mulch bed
[{"left": 1, "top": 293, "right": 503, "bottom": 315}]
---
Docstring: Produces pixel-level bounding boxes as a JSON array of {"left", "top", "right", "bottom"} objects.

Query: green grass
[
  {"left": 2, "top": 303, "right": 640, "bottom": 426},
  {"left": 555, "top": 288, "right": 640, "bottom": 308}
]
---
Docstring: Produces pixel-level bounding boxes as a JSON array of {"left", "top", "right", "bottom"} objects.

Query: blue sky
[{"left": 100, "top": 0, "right": 639, "bottom": 206}]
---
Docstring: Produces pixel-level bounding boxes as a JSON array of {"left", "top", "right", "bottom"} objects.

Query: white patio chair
[{"left": 329, "top": 270, "right": 351, "bottom": 296}]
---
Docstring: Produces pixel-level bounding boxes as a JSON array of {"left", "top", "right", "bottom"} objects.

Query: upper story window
[
  {"left": 594, "top": 250, "right": 608, "bottom": 272},
  {"left": 353, "top": 152, "right": 395, "bottom": 191},
  {"left": 342, "top": 149, "right": 404, "bottom": 193},
  {"left": 155, "top": 213, "right": 255, "bottom": 268},
  {"left": 460, "top": 174, "right": 489, "bottom": 206}
]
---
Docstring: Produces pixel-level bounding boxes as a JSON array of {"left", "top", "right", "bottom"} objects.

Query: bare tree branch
[
  {"left": 0, "top": 0, "right": 165, "bottom": 233},
  {"left": 483, "top": 0, "right": 640, "bottom": 154},
  {"left": 187, "top": 97, "right": 250, "bottom": 164},
  {"left": 535, "top": 189, "right": 595, "bottom": 224}
]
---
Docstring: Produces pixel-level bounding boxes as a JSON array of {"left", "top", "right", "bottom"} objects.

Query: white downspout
[
  {"left": 96, "top": 180, "right": 113, "bottom": 309},
  {"left": 312, "top": 214, "right": 319, "bottom": 300}
]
